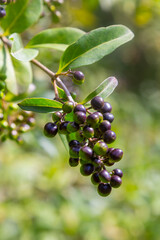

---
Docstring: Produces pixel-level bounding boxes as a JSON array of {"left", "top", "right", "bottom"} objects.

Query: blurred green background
[{"left": 1, "top": 0, "right": 160, "bottom": 239}]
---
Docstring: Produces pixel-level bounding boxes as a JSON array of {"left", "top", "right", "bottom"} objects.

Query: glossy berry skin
[
  {"left": 0, "top": 7, "right": 6, "bottom": 18},
  {"left": 103, "top": 113, "right": 114, "bottom": 123},
  {"left": 67, "top": 122, "right": 79, "bottom": 133},
  {"left": 96, "top": 112, "right": 103, "bottom": 123},
  {"left": 69, "top": 158, "right": 79, "bottom": 167},
  {"left": 92, "top": 157, "right": 102, "bottom": 167},
  {"left": 103, "top": 130, "right": 116, "bottom": 144},
  {"left": 100, "top": 102, "right": 112, "bottom": 113},
  {"left": 87, "top": 112, "right": 99, "bottom": 127},
  {"left": 99, "top": 120, "right": 111, "bottom": 133},
  {"left": 91, "top": 96, "right": 104, "bottom": 110},
  {"left": 74, "top": 104, "right": 86, "bottom": 113},
  {"left": 98, "top": 183, "right": 112, "bottom": 197},
  {"left": 62, "top": 101, "right": 74, "bottom": 113},
  {"left": 93, "top": 141, "right": 108, "bottom": 156},
  {"left": 112, "top": 168, "right": 123, "bottom": 178},
  {"left": 59, "top": 121, "right": 69, "bottom": 134},
  {"left": 99, "top": 170, "right": 111, "bottom": 183},
  {"left": 79, "top": 146, "right": 93, "bottom": 161},
  {"left": 69, "top": 140, "right": 80, "bottom": 148},
  {"left": 83, "top": 125, "right": 94, "bottom": 138},
  {"left": 69, "top": 146, "right": 80, "bottom": 158},
  {"left": 110, "top": 149, "right": 123, "bottom": 161},
  {"left": 52, "top": 111, "right": 62, "bottom": 121},
  {"left": 44, "top": 122, "right": 58, "bottom": 137},
  {"left": 73, "top": 71, "right": 85, "bottom": 85},
  {"left": 110, "top": 175, "right": 122, "bottom": 188},
  {"left": 80, "top": 163, "right": 94, "bottom": 176},
  {"left": 107, "top": 147, "right": 115, "bottom": 155},
  {"left": 91, "top": 172, "right": 101, "bottom": 185},
  {"left": 74, "top": 111, "right": 86, "bottom": 124}
]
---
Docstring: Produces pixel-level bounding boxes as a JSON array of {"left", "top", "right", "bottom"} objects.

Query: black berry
[
  {"left": 91, "top": 96, "right": 104, "bottom": 110},
  {"left": 0, "top": 7, "right": 6, "bottom": 18},
  {"left": 87, "top": 112, "right": 99, "bottom": 127},
  {"left": 110, "top": 175, "right": 122, "bottom": 188},
  {"left": 83, "top": 125, "right": 94, "bottom": 138},
  {"left": 98, "top": 183, "right": 112, "bottom": 197},
  {"left": 59, "top": 121, "right": 69, "bottom": 134},
  {"left": 99, "top": 170, "right": 111, "bottom": 183},
  {"left": 110, "top": 148, "right": 123, "bottom": 161},
  {"left": 103, "top": 113, "right": 114, "bottom": 123},
  {"left": 99, "top": 120, "right": 111, "bottom": 132},
  {"left": 69, "top": 140, "right": 80, "bottom": 148},
  {"left": 44, "top": 122, "right": 58, "bottom": 137},
  {"left": 69, "top": 157, "right": 79, "bottom": 167},
  {"left": 100, "top": 102, "right": 112, "bottom": 113},
  {"left": 79, "top": 146, "right": 93, "bottom": 161},
  {"left": 73, "top": 71, "right": 85, "bottom": 85},
  {"left": 91, "top": 172, "right": 101, "bottom": 185},
  {"left": 103, "top": 130, "right": 116, "bottom": 143},
  {"left": 74, "top": 104, "right": 86, "bottom": 113},
  {"left": 80, "top": 163, "right": 94, "bottom": 176},
  {"left": 112, "top": 168, "right": 123, "bottom": 178},
  {"left": 69, "top": 146, "right": 80, "bottom": 158},
  {"left": 74, "top": 111, "right": 86, "bottom": 124}
]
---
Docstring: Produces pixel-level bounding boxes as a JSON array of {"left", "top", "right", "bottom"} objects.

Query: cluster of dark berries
[
  {"left": 43, "top": 0, "right": 64, "bottom": 23},
  {"left": 0, "top": 102, "right": 35, "bottom": 143},
  {"left": 0, "top": 6, "right": 6, "bottom": 18},
  {"left": 43, "top": 95, "right": 123, "bottom": 197}
]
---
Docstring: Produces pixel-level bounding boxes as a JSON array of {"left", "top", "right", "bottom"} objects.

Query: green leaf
[
  {"left": 9, "top": 33, "right": 38, "bottom": 61},
  {"left": 81, "top": 76, "right": 118, "bottom": 104},
  {"left": 26, "top": 27, "right": 85, "bottom": 51},
  {"left": 18, "top": 98, "right": 63, "bottom": 113},
  {"left": 0, "top": 42, "right": 32, "bottom": 95},
  {"left": 59, "top": 134, "right": 69, "bottom": 152},
  {"left": 1, "top": 0, "right": 42, "bottom": 35},
  {"left": 58, "top": 25, "right": 134, "bottom": 73},
  {"left": 57, "top": 86, "right": 67, "bottom": 100}
]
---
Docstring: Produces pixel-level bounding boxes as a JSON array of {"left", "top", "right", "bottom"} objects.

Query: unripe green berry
[
  {"left": 62, "top": 101, "right": 74, "bottom": 113},
  {"left": 0, "top": 120, "right": 8, "bottom": 128},
  {"left": 83, "top": 125, "right": 94, "bottom": 138},
  {"left": 0, "top": 81, "right": 6, "bottom": 90},
  {"left": 52, "top": 111, "right": 62, "bottom": 121},
  {"left": 93, "top": 140, "right": 108, "bottom": 156}
]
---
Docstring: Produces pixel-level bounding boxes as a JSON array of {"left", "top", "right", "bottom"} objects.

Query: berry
[
  {"left": 103, "top": 130, "right": 116, "bottom": 143},
  {"left": 52, "top": 111, "right": 62, "bottom": 121},
  {"left": 98, "top": 183, "right": 112, "bottom": 197},
  {"left": 99, "top": 120, "right": 111, "bottom": 132},
  {"left": 91, "top": 157, "right": 102, "bottom": 167},
  {"left": 0, "top": 113, "right": 4, "bottom": 121},
  {"left": 80, "top": 163, "right": 94, "bottom": 176},
  {"left": 69, "top": 140, "right": 80, "bottom": 148},
  {"left": 62, "top": 101, "right": 74, "bottom": 113},
  {"left": 91, "top": 96, "right": 104, "bottom": 110},
  {"left": 67, "top": 121, "right": 79, "bottom": 133},
  {"left": 0, "top": 7, "right": 6, "bottom": 18},
  {"left": 112, "top": 168, "right": 123, "bottom": 178},
  {"left": 74, "top": 111, "right": 86, "bottom": 124},
  {"left": 110, "top": 175, "right": 122, "bottom": 188},
  {"left": 93, "top": 140, "right": 108, "bottom": 156},
  {"left": 73, "top": 71, "right": 85, "bottom": 85},
  {"left": 110, "top": 148, "right": 123, "bottom": 161},
  {"left": 0, "top": 120, "right": 8, "bottom": 128},
  {"left": 95, "top": 111, "right": 103, "bottom": 123},
  {"left": 91, "top": 172, "right": 101, "bottom": 185},
  {"left": 100, "top": 102, "right": 112, "bottom": 113},
  {"left": 79, "top": 146, "right": 93, "bottom": 161},
  {"left": 87, "top": 112, "right": 99, "bottom": 127},
  {"left": 19, "top": 124, "right": 30, "bottom": 133},
  {"left": 27, "top": 117, "right": 35, "bottom": 127},
  {"left": 16, "top": 115, "right": 24, "bottom": 122},
  {"left": 103, "top": 113, "right": 114, "bottom": 123},
  {"left": 69, "top": 146, "right": 80, "bottom": 158},
  {"left": 74, "top": 104, "right": 86, "bottom": 113},
  {"left": 99, "top": 170, "right": 111, "bottom": 183},
  {"left": 69, "top": 158, "right": 79, "bottom": 167},
  {"left": 44, "top": 122, "right": 58, "bottom": 137},
  {"left": 59, "top": 121, "right": 69, "bottom": 134},
  {"left": 9, "top": 130, "right": 18, "bottom": 140},
  {"left": 107, "top": 147, "right": 114, "bottom": 155},
  {"left": 83, "top": 125, "right": 94, "bottom": 138}
]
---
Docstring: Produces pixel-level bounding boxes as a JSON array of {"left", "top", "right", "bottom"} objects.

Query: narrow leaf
[
  {"left": 58, "top": 25, "right": 134, "bottom": 73},
  {"left": 1, "top": 0, "right": 42, "bottom": 35},
  {"left": 26, "top": 27, "right": 85, "bottom": 51},
  {"left": 59, "top": 134, "right": 69, "bottom": 152},
  {"left": 81, "top": 76, "right": 118, "bottom": 104},
  {"left": 18, "top": 98, "right": 63, "bottom": 113},
  {"left": 57, "top": 86, "right": 67, "bottom": 100},
  {"left": 9, "top": 33, "right": 38, "bottom": 61}
]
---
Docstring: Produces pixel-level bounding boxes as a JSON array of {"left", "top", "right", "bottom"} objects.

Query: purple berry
[
  {"left": 100, "top": 102, "right": 112, "bottom": 113},
  {"left": 112, "top": 168, "right": 123, "bottom": 178},
  {"left": 103, "top": 113, "right": 114, "bottom": 123},
  {"left": 103, "top": 130, "right": 116, "bottom": 143},
  {"left": 91, "top": 96, "right": 104, "bottom": 110},
  {"left": 110, "top": 175, "right": 122, "bottom": 188},
  {"left": 44, "top": 122, "right": 58, "bottom": 137},
  {"left": 74, "top": 104, "right": 86, "bottom": 113},
  {"left": 74, "top": 111, "right": 86, "bottom": 124},
  {"left": 99, "top": 170, "right": 111, "bottom": 183},
  {"left": 79, "top": 146, "right": 93, "bottom": 161},
  {"left": 99, "top": 120, "right": 111, "bottom": 132},
  {"left": 98, "top": 183, "right": 112, "bottom": 197},
  {"left": 91, "top": 172, "right": 101, "bottom": 185},
  {"left": 80, "top": 163, "right": 94, "bottom": 176},
  {"left": 110, "top": 149, "right": 123, "bottom": 161}
]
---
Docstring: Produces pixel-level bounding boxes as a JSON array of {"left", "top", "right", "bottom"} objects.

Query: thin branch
[
  {"left": 31, "top": 59, "right": 55, "bottom": 79},
  {"left": 53, "top": 80, "right": 59, "bottom": 99},
  {"left": 56, "top": 77, "right": 74, "bottom": 103}
]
